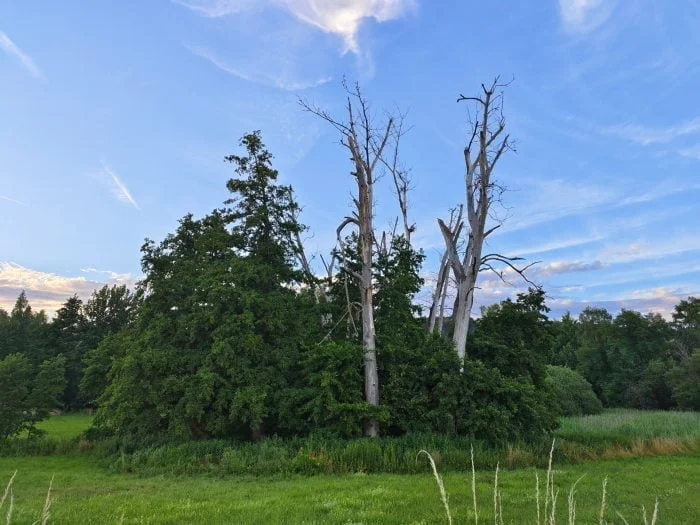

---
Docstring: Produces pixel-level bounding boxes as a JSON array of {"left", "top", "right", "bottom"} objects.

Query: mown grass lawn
[
  {"left": 35, "top": 414, "right": 94, "bottom": 440},
  {"left": 2, "top": 454, "right": 698, "bottom": 524}
]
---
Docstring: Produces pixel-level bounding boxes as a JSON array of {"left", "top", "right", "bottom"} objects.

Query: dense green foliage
[
  {"left": 2, "top": 131, "right": 698, "bottom": 445},
  {"left": 0, "top": 353, "right": 66, "bottom": 438},
  {"left": 546, "top": 365, "right": 603, "bottom": 416},
  {"left": 550, "top": 298, "right": 700, "bottom": 411}
]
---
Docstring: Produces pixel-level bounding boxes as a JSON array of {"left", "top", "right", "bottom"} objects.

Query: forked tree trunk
[{"left": 438, "top": 78, "right": 522, "bottom": 363}]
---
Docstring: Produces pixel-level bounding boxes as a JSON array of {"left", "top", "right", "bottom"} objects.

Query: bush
[{"left": 546, "top": 365, "right": 603, "bottom": 416}]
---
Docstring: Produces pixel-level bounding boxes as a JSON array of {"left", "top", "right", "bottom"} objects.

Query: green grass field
[
  {"left": 557, "top": 409, "right": 700, "bottom": 443},
  {"left": 3, "top": 410, "right": 698, "bottom": 523},
  {"left": 35, "top": 414, "right": 94, "bottom": 439},
  {"left": 2, "top": 455, "right": 698, "bottom": 524}
]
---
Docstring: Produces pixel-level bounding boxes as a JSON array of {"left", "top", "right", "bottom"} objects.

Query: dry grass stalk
[
  {"left": 536, "top": 472, "right": 541, "bottom": 525},
  {"left": 615, "top": 511, "right": 630, "bottom": 524},
  {"left": 5, "top": 489, "right": 14, "bottom": 525},
  {"left": 470, "top": 445, "right": 478, "bottom": 525},
  {"left": 567, "top": 475, "right": 585, "bottom": 525},
  {"left": 0, "top": 472, "right": 17, "bottom": 515},
  {"left": 599, "top": 476, "right": 608, "bottom": 525},
  {"left": 549, "top": 487, "right": 559, "bottom": 525},
  {"left": 493, "top": 463, "right": 499, "bottom": 525},
  {"left": 418, "top": 450, "right": 452, "bottom": 525},
  {"left": 34, "top": 475, "right": 54, "bottom": 525},
  {"left": 544, "top": 439, "right": 555, "bottom": 523}
]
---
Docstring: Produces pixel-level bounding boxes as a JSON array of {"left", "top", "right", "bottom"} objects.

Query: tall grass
[
  {"left": 3, "top": 410, "right": 698, "bottom": 476},
  {"left": 419, "top": 441, "right": 663, "bottom": 525}
]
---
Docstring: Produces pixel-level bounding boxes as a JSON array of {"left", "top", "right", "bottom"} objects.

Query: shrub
[{"left": 546, "top": 365, "right": 603, "bottom": 416}]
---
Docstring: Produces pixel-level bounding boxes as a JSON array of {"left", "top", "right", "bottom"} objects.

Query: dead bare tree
[
  {"left": 300, "top": 81, "right": 395, "bottom": 437},
  {"left": 438, "top": 77, "right": 538, "bottom": 362},
  {"left": 381, "top": 115, "right": 415, "bottom": 243}
]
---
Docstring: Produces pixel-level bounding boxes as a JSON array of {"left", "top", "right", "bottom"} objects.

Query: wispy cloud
[
  {"left": 93, "top": 163, "right": 140, "bottom": 210},
  {"left": 175, "top": 0, "right": 415, "bottom": 54},
  {"left": 603, "top": 118, "right": 700, "bottom": 145},
  {"left": 172, "top": 0, "right": 254, "bottom": 17},
  {"left": 679, "top": 144, "right": 700, "bottom": 160},
  {"left": 501, "top": 178, "right": 697, "bottom": 233},
  {"left": 186, "top": 45, "right": 331, "bottom": 90},
  {"left": 597, "top": 234, "right": 700, "bottom": 264},
  {"left": 0, "top": 195, "right": 28, "bottom": 207},
  {"left": 0, "top": 262, "right": 137, "bottom": 316},
  {"left": 559, "top": 0, "right": 615, "bottom": 33},
  {"left": 0, "top": 30, "right": 45, "bottom": 80},
  {"left": 509, "top": 234, "right": 606, "bottom": 257}
]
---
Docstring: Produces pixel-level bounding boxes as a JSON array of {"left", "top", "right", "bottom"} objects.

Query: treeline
[
  {"left": 0, "top": 285, "right": 139, "bottom": 437},
  {"left": 1, "top": 133, "right": 698, "bottom": 444},
  {"left": 550, "top": 302, "right": 699, "bottom": 411}
]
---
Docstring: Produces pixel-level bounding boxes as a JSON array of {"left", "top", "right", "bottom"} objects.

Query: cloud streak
[
  {"left": 603, "top": 118, "right": 700, "bottom": 145},
  {"left": 93, "top": 163, "right": 140, "bottom": 210},
  {"left": 0, "top": 30, "right": 45, "bottom": 79},
  {"left": 0, "top": 195, "right": 28, "bottom": 207},
  {"left": 186, "top": 45, "right": 331, "bottom": 90}
]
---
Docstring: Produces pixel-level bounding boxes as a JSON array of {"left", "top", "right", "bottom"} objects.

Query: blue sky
[{"left": 1, "top": 0, "right": 698, "bottom": 317}]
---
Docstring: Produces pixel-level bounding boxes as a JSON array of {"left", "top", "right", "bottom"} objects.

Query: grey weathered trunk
[
  {"left": 302, "top": 83, "right": 401, "bottom": 436},
  {"left": 357, "top": 142, "right": 380, "bottom": 436},
  {"left": 438, "top": 79, "right": 516, "bottom": 363}
]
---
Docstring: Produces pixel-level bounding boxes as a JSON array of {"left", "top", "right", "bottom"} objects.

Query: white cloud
[
  {"left": 604, "top": 118, "right": 700, "bottom": 145},
  {"left": 0, "top": 262, "right": 137, "bottom": 316},
  {"left": 538, "top": 260, "right": 606, "bottom": 276},
  {"left": 0, "top": 30, "right": 45, "bottom": 80},
  {"left": 559, "top": 0, "right": 614, "bottom": 33},
  {"left": 93, "top": 163, "right": 140, "bottom": 210},
  {"left": 186, "top": 45, "right": 331, "bottom": 90},
  {"left": 175, "top": 0, "right": 414, "bottom": 53},
  {"left": 0, "top": 195, "right": 28, "bottom": 206}
]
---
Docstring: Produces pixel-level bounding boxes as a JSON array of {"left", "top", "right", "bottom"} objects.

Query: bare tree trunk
[
  {"left": 428, "top": 207, "right": 463, "bottom": 334},
  {"left": 428, "top": 252, "right": 450, "bottom": 333},
  {"left": 301, "top": 82, "right": 395, "bottom": 437}
]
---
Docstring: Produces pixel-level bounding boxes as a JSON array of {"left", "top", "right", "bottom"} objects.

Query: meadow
[{"left": 2, "top": 410, "right": 699, "bottom": 523}]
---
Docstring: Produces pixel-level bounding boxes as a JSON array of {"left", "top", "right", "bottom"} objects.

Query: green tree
[
  {"left": 48, "top": 296, "right": 87, "bottom": 409},
  {"left": 80, "top": 285, "right": 141, "bottom": 406},
  {"left": 576, "top": 307, "right": 614, "bottom": 403},
  {"left": 0, "top": 353, "right": 66, "bottom": 438},
  {"left": 668, "top": 349, "right": 700, "bottom": 410},
  {"left": 670, "top": 297, "right": 699, "bottom": 360},
  {"left": 3, "top": 291, "right": 49, "bottom": 364},
  {"left": 96, "top": 132, "right": 318, "bottom": 441}
]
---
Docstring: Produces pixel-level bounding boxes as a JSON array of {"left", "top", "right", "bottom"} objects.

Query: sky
[{"left": 1, "top": 0, "right": 699, "bottom": 318}]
